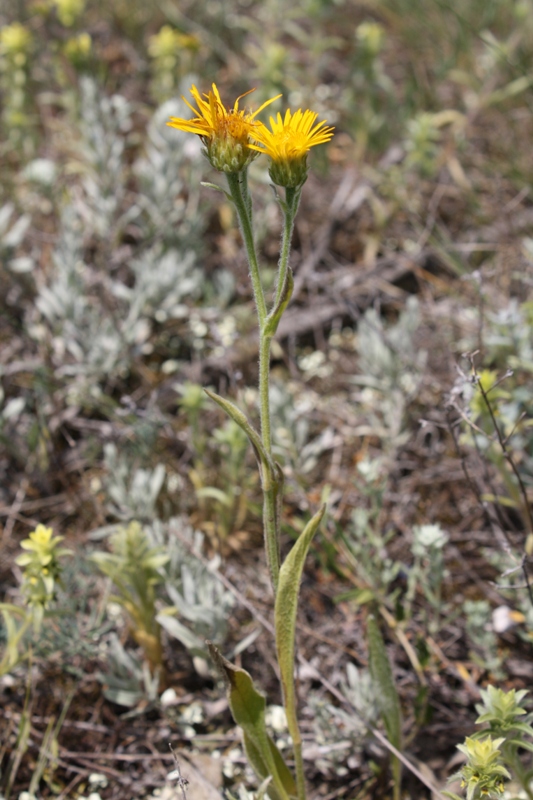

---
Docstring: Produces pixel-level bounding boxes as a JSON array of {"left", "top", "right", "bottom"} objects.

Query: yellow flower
[
  {"left": 25, "top": 524, "right": 55, "bottom": 548},
  {"left": 52, "top": 0, "right": 85, "bottom": 27},
  {"left": 250, "top": 108, "right": 335, "bottom": 188},
  {"left": 63, "top": 32, "right": 91, "bottom": 64},
  {"left": 167, "top": 83, "right": 280, "bottom": 173},
  {"left": 0, "top": 22, "right": 33, "bottom": 63},
  {"left": 148, "top": 26, "right": 198, "bottom": 60}
]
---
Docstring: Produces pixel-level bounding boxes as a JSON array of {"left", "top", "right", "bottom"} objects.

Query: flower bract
[
  {"left": 167, "top": 83, "right": 280, "bottom": 173},
  {"left": 454, "top": 737, "right": 510, "bottom": 800},
  {"left": 250, "top": 108, "right": 335, "bottom": 188}
]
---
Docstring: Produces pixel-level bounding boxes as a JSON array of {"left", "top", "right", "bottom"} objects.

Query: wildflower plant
[
  {"left": 445, "top": 687, "right": 533, "bottom": 800},
  {"left": 0, "top": 524, "right": 72, "bottom": 674},
  {"left": 90, "top": 521, "right": 169, "bottom": 671},
  {"left": 0, "top": 21, "right": 34, "bottom": 139},
  {"left": 167, "top": 82, "right": 334, "bottom": 800},
  {"left": 15, "top": 525, "right": 72, "bottom": 628},
  {"left": 448, "top": 736, "right": 510, "bottom": 800}
]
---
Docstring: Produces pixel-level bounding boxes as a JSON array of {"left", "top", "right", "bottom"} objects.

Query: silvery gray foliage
[
  {"left": 341, "top": 662, "right": 381, "bottom": 726},
  {"left": 0, "top": 203, "right": 32, "bottom": 273},
  {"left": 133, "top": 96, "right": 204, "bottom": 243},
  {"left": 33, "top": 87, "right": 208, "bottom": 392},
  {"left": 117, "top": 245, "right": 202, "bottom": 324},
  {"left": 463, "top": 599, "right": 506, "bottom": 679},
  {"left": 484, "top": 299, "right": 533, "bottom": 373},
  {"left": 76, "top": 76, "right": 132, "bottom": 237},
  {"left": 102, "top": 442, "right": 166, "bottom": 522},
  {"left": 98, "top": 633, "right": 160, "bottom": 708},
  {"left": 34, "top": 207, "right": 134, "bottom": 388},
  {"left": 75, "top": 78, "right": 205, "bottom": 247},
  {"left": 157, "top": 517, "right": 234, "bottom": 648},
  {"left": 356, "top": 296, "right": 426, "bottom": 394},
  {"left": 270, "top": 382, "right": 337, "bottom": 477},
  {"left": 308, "top": 664, "right": 380, "bottom": 776},
  {"left": 352, "top": 296, "right": 427, "bottom": 446}
]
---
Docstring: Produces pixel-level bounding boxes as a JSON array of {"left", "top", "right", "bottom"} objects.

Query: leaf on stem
[
  {"left": 204, "top": 389, "right": 276, "bottom": 490},
  {"left": 207, "top": 643, "right": 296, "bottom": 800},
  {"left": 200, "top": 182, "right": 233, "bottom": 202},
  {"left": 275, "top": 505, "right": 326, "bottom": 741},
  {"left": 273, "top": 462, "right": 285, "bottom": 545},
  {"left": 367, "top": 614, "right": 403, "bottom": 796},
  {"left": 244, "top": 735, "right": 297, "bottom": 800},
  {"left": 263, "top": 267, "right": 294, "bottom": 338}
]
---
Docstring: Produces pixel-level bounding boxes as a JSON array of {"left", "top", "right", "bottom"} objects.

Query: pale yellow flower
[
  {"left": 63, "top": 32, "right": 91, "bottom": 62},
  {"left": 0, "top": 22, "right": 32, "bottom": 61},
  {"left": 148, "top": 26, "right": 198, "bottom": 59},
  {"left": 52, "top": 0, "right": 85, "bottom": 27}
]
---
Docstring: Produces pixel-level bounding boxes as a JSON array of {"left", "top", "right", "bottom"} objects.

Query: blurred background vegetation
[{"left": 1, "top": 0, "right": 533, "bottom": 798}]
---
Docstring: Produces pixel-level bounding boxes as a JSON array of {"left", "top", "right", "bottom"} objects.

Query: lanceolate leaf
[
  {"left": 208, "top": 643, "right": 295, "bottom": 800},
  {"left": 367, "top": 614, "right": 403, "bottom": 796},
  {"left": 244, "top": 733, "right": 297, "bottom": 800},
  {"left": 204, "top": 389, "right": 276, "bottom": 491},
  {"left": 275, "top": 505, "right": 326, "bottom": 742},
  {"left": 263, "top": 267, "right": 294, "bottom": 338}
]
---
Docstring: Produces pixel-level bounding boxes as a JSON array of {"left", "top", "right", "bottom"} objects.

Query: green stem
[
  {"left": 294, "top": 741, "right": 306, "bottom": 800},
  {"left": 259, "top": 334, "right": 272, "bottom": 452},
  {"left": 275, "top": 187, "right": 301, "bottom": 306},
  {"left": 259, "top": 332, "right": 280, "bottom": 592},
  {"left": 269, "top": 186, "right": 306, "bottom": 787},
  {"left": 505, "top": 746, "right": 533, "bottom": 800},
  {"left": 259, "top": 187, "right": 301, "bottom": 593},
  {"left": 226, "top": 171, "right": 267, "bottom": 325},
  {"left": 263, "top": 484, "right": 279, "bottom": 593},
  {"left": 256, "top": 189, "right": 304, "bottom": 592},
  {"left": 226, "top": 171, "right": 307, "bottom": 796},
  {"left": 227, "top": 170, "right": 280, "bottom": 592},
  {"left": 241, "top": 166, "right": 253, "bottom": 223}
]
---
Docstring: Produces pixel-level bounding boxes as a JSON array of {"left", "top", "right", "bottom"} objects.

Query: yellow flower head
[
  {"left": 250, "top": 108, "right": 335, "bottom": 188},
  {"left": 52, "top": 0, "right": 85, "bottom": 27},
  {"left": 167, "top": 83, "right": 281, "bottom": 173},
  {"left": 148, "top": 26, "right": 198, "bottom": 60},
  {"left": 0, "top": 22, "right": 33, "bottom": 63},
  {"left": 26, "top": 524, "right": 55, "bottom": 548},
  {"left": 63, "top": 32, "right": 91, "bottom": 64}
]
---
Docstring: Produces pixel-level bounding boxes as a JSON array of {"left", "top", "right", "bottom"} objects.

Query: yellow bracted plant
[
  {"left": 168, "top": 83, "right": 334, "bottom": 800},
  {"left": 0, "top": 524, "right": 72, "bottom": 675},
  {"left": 91, "top": 521, "right": 169, "bottom": 672}
]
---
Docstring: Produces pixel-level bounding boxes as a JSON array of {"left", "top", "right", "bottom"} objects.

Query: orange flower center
[{"left": 211, "top": 111, "right": 255, "bottom": 143}]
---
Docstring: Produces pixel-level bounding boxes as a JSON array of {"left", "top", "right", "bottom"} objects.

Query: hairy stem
[
  {"left": 227, "top": 170, "right": 282, "bottom": 592},
  {"left": 275, "top": 187, "right": 301, "bottom": 306},
  {"left": 294, "top": 740, "right": 306, "bottom": 800},
  {"left": 228, "top": 170, "right": 307, "bottom": 796},
  {"left": 226, "top": 171, "right": 267, "bottom": 324}
]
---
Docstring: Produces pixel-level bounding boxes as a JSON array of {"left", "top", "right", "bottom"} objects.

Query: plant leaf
[
  {"left": 208, "top": 643, "right": 294, "bottom": 800},
  {"left": 367, "top": 614, "right": 402, "bottom": 795},
  {"left": 200, "top": 181, "right": 233, "bottom": 202},
  {"left": 508, "top": 738, "right": 533, "bottom": 754},
  {"left": 156, "top": 614, "right": 205, "bottom": 655},
  {"left": 204, "top": 389, "right": 277, "bottom": 491},
  {"left": 263, "top": 267, "right": 294, "bottom": 338},
  {"left": 244, "top": 733, "right": 297, "bottom": 800},
  {"left": 275, "top": 505, "right": 326, "bottom": 742}
]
